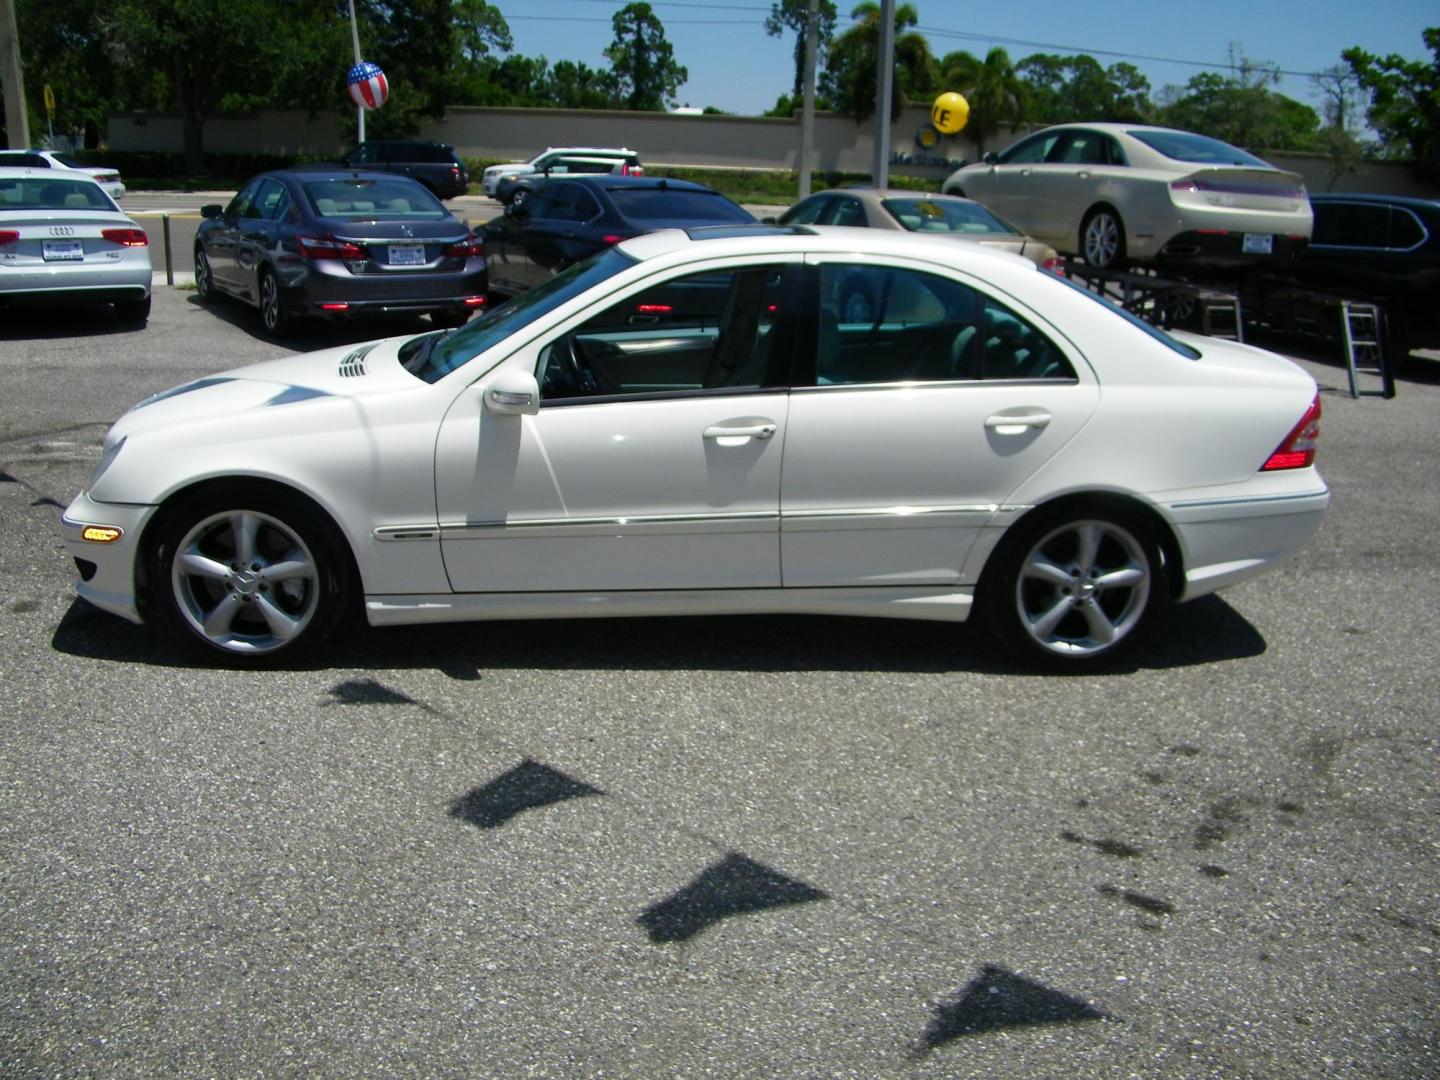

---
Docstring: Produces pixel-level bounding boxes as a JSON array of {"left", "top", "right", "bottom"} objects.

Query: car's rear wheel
[
  {"left": 115, "top": 295, "right": 151, "bottom": 324},
  {"left": 981, "top": 505, "right": 1166, "bottom": 669},
  {"left": 147, "top": 488, "right": 354, "bottom": 666},
  {"left": 194, "top": 247, "right": 213, "bottom": 300},
  {"left": 1081, "top": 207, "right": 1127, "bottom": 270},
  {"left": 259, "top": 268, "right": 291, "bottom": 336}
]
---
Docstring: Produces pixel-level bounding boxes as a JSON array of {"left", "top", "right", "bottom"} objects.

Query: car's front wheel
[
  {"left": 981, "top": 505, "right": 1166, "bottom": 669},
  {"left": 1081, "top": 206, "right": 1127, "bottom": 270},
  {"left": 194, "top": 247, "right": 213, "bottom": 300},
  {"left": 147, "top": 487, "right": 354, "bottom": 665}
]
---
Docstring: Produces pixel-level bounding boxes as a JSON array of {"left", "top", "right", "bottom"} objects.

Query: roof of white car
[
  {"left": 617, "top": 223, "right": 1036, "bottom": 272},
  {"left": 0, "top": 165, "right": 103, "bottom": 182}
]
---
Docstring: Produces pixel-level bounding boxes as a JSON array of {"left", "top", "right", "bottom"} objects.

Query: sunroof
[{"left": 683, "top": 224, "right": 817, "bottom": 240}]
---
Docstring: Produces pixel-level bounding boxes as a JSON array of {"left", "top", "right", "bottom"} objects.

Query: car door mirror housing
[
  {"left": 201, "top": 204, "right": 224, "bottom": 219},
  {"left": 484, "top": 369, "right": 540, "bottom": 416},
  {"left": 983, "top": 152, "right": 999, "bottom": 166}
]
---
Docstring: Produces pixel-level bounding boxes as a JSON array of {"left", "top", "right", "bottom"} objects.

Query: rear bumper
[
  {"left": 281, "top": 259, "right": 487, "bottom": 317},
  {"left": 1157, "top": 230, "right": 1309, "bottom": 268},
  {"left": 1166, "top": 483, "right": 1330, "bottom": 600}
]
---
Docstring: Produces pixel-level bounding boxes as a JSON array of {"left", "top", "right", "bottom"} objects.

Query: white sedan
[
  {"left": 0, "top": 167, "right": 152, "bottom": 321},
  {"left": 60, "top": 226, "right": 1328, "bottom": 669},
  {"left": 0, "top": 148, "right": 126, "bottom": 200}
]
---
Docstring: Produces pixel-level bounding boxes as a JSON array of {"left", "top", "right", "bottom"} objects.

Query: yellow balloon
[{"left": 931, "top": 92, "right": 969, "bottom": 135}]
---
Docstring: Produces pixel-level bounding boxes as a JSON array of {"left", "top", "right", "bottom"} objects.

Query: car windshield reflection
[{"left": 402, "top": 247, "right": 637, "bottom": 383}]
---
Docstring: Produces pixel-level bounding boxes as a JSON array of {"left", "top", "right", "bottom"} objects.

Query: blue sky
[{"left": 496, "top": 0, "right": 1437, "bottom": 118}]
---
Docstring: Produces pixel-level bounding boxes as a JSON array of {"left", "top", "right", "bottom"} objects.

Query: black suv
[
  {"left": 338, "top": 140, "right": 469, "bottom": 199},
  {"left": 1255, "top": 193, "right": 1440, "bottom": 367}
]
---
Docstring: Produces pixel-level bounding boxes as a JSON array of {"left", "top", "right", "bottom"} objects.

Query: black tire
[
  {"left": 115, "top": 295, "right": 151, "bottom": 324},
  {"left": 431, "top": 310, "right": 469, "bottom": 329},
  {"left": 146, "top": 485, "right": 355, "bottom": 666},
  {"left": 194, "top": 246, "right": 214, "bottom": 300},
  {"left": 980, "top": 503, "right": 1167, "bottom": 670},
  {"left": 258, "top": 267, "right": 292, "bottom": 336},
  {"left": 1080, "top": 206, "right": 1127, "bottom": 270}
]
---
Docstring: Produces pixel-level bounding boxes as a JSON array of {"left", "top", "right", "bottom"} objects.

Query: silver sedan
[{"left": 0, "top": 167, "right": 152, "bottom": 322}]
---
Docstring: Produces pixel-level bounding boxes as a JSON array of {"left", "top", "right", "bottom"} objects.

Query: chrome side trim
[
  {"left": 784, "top": 503, "right": 1000, "bottom": 519},
  {"left": 791, "top": 378, "right": 1078, "bottom": 393},
  {"left": 374, "top": 525, "right": 441, "bottom": 541},
  {"left": 1169, "top": 491, "right": 1328, "bottom": 510},
  {"left": 391, "top": 505, "right": 1034, "bottom": 543}
]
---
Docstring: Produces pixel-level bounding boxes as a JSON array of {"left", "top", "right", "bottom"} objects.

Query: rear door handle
[{"left": 985, "top": 409, "right": 1052, "bottom": 435}]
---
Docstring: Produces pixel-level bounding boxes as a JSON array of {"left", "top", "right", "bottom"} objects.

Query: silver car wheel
[
  {"left": 170, "top": 509, "right": 320, "bottom": 655},
  {"left": 1083, "top": 211, "right": 1122, "bottom": 268},
  {"left": 1014, "top": 519, "right": 1151, "bottom": 658},
  {"left": 194, "top": 248, "right": 211, "bottom": 299},
  {"left": 260, "top": 271, "right": 283, "bottom": 333}
]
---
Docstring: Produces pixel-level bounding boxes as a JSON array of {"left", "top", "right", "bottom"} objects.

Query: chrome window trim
[
  {"left": 792, "top": 377, "right": 1079, "bottom": 393},
  {"left": 1309, "top": 201, "right": 1430, "bottom": 254}
]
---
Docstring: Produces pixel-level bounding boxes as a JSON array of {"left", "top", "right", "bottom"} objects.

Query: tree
[
  {"left": 1155, "top": 56, "right": 1320, "bottom": 152},
  {"left": 821, "top": 2, "right": 936, "bottom": 122},
  {"left": 764, "top": 0, "right": 838, "bottom": 101},
  {"left": 1016, "top": 53, "right": 1150, "bottom": 126},
  {"left": 938, "top": 47, "right": 1026, "bottom": 157},
  {"left": 604, "top": 2, "right": 686, "bottom": 111},
  {"left": 1343, "top": 27, "right": 1440, "bottom": 181}
]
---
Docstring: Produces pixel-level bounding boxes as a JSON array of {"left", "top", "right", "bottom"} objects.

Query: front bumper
[{"left": 60, "top": 493, "right": 156, "bottom": 624}]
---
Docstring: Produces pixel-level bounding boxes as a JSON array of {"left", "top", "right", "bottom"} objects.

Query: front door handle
[
  {"left": 985, "top": 409, "right": 1052, "bottom": 435},
  {"left": 704, "top": 420, "right": 777, "bottom": 445}
]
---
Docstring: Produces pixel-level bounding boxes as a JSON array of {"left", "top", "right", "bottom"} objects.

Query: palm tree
[
  {"left": 939, "top": 47, "right": 1028, "bottom": 158},
  {"left": 821, "top": 1, "right": 937, "bottom": 121}
]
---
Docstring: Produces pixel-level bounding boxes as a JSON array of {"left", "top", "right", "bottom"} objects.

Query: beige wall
[{"left": 106, "top": 106, "right": 1437, "bottom": 197}]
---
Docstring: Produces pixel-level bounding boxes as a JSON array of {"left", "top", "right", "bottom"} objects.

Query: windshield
[
  {"left": 301, "top": 177, "right": 449, "bottom": 219},
  {"left": 881, "top": 197, "right": 1017, "bottom": 236},
  {"left": 0, "top": 175, "right": 115, "bottom": 211},
  {"left": 1127, "top": 130, "right": 1270, "bottom": 168},
  {"left": 403, "top": 247, "right": 638, "bottom": 383},
  {"left": 1053, "top": 276, "right": 1201, "bottom": 359}
]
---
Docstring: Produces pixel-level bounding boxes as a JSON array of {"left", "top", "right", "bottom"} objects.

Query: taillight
[
  {"left": 1170, "top": 180, "right": 1199, "bottom": 193},
  {"left": 1262, "top": 393, "right": 1321, "bottom": 471},
  {"left": 636, "top": 303, "right": 671, "bottom": 314},
  {"left": 0, "top": 229, "right": 18, "bottom": 245},
  {"left": 462, "top": 295, "right": 487, "bottom": 308},
  {"left": 297, "top": 234, "right": 365, "bottom": 260},
  {"left": 444, "top": 233, "right": 485, "bottom": 258},
  {"left": 1041, "top": 255, "right": 1065, "bottom": 277},
  {"left": 101, "top": 228, "right": 148, "bottom": 247},
  {"left": 602, "top": 233, "right": 634, "bottom": 245}
]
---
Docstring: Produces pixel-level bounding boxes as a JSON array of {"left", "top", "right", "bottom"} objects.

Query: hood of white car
[{"left": 106, "top": 336, "right": 418, "bottom": 442}]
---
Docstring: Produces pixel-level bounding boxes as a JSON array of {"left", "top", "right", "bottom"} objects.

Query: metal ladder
[
  {"left": 1339, "top": 301, "right": 1393, "bottom": 399},
  {"left": 1198, "top": 292, "right": 1243, "bottom": 341}
]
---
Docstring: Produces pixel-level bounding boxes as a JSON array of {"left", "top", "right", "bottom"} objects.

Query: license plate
[
  {"left": 42, "top": 239, "right": 84, "bottom": 261},
  {"left": 388, "top": 244, "right": 425, "bottom": 266},
  {"left": 1242, "top": 233, "right": 1274, "bottom": 254}
]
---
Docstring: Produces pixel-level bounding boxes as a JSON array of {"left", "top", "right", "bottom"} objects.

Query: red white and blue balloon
[{"left": 347, "top": 61, "right": 389, "bottom": 110}]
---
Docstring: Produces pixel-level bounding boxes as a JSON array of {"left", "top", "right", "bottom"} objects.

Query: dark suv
[
  {"left": 1255, "top": 193, "right": 1440, "bottom": 367},
  {"left": 338, "top": 140, "right": 469, "bottom": 199}
]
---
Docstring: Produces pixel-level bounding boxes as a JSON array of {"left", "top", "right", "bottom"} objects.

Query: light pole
[
  {"left": 870, "top": 0, "right": 895, "bottom": 188},
  {"left": 0, "top": 0, "right": 30, "bottom": 149},
  {"left": 347, "top": 0, "right": 365, "bottom": 143}
]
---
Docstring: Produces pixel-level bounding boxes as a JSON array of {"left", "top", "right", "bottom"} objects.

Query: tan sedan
[
  {"left": 942, "top": 123, "right": 1312, "bottom": 271},
  {"left": 776, "top": 188, "right": 1063, "bottom": 274}
]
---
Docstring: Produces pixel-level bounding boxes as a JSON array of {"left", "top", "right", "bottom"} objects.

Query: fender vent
[{"left": 338, "top": 343, "right": 378, "bottom": 378}]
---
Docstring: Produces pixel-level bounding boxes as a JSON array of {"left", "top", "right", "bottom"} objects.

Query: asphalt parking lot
[{"left": 1, "top": 283, "right": 1437, "bottom": 1078}]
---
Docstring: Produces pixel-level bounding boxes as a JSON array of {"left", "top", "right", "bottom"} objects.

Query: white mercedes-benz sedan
[{"left": 60, "top": 226, "right": 1329, "bottom": 669}]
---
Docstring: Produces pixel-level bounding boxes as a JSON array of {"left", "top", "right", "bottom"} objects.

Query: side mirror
[
  {"left": 201, "top": 204, "right": 224, "bottom": 219},
  {"left": 982, "top": 152, "right": 999, "bottom": 166},
  {"left": 484, "top": 368, "right": 540, "bottom": 416}
]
